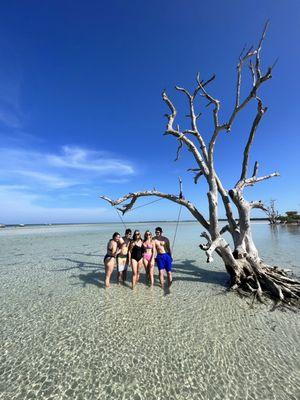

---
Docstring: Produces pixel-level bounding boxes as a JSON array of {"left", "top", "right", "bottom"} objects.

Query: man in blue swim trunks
[{"left": 153, "top": 227, "right": 172, "bottom": 287}]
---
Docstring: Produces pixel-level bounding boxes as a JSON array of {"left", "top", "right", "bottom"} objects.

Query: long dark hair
[{"left": 132, "top": 230, "right": 141, "bottom": 242}]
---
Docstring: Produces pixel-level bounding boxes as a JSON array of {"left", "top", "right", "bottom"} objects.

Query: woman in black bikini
[
  {"left": 128, "top": 230, "right": 143, "bottom": 289},
  {"left": 104, "top": 232, "right": 121, "bottom": 288}
]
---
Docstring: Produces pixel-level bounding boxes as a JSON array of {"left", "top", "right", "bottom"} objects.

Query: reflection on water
[{"left": 0, "top": 222, "right": 299, "bottom": 400}]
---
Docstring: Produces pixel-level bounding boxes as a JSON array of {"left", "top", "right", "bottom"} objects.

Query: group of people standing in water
[{"left": 104, "top": 227, "right": 173, "bottom": 289}]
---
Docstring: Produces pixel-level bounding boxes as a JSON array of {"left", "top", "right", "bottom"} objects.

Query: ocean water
[{"left": 0, "top": 222, "right": 299, "bottom": 400}]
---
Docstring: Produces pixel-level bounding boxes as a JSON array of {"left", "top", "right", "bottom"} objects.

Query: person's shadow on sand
[
  {"left": 52, "top": 256, "right": 147, "bottom": 289},
  {"left": 51, "top": 256, "right": 228, "bottom": 290},
  {"left": 75, "top": 269, "right": 106, "bottom": 289},
  {"left": 51, "top": 256, "right": 106, "bottom": 288}
]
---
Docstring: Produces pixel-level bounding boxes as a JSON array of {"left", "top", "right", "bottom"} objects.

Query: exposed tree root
[{"left": 230, "top": 258, "right": 300, "bottom": 309}]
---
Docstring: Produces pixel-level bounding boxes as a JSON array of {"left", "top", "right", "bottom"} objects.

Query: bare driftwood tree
[
  {"left": 265, "top": 199, "right": 280, "bottom": 224},
  {"left": 100, "top": 23, "right": 300, "bottom": 307}
]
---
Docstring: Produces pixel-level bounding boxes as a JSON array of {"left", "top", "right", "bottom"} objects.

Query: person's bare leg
[
  {"left": 131, "top": 259, "right": 138, "bottom": 289},
  {"left": 143, "top": 258, "right": 149, "bottom": 283},
  {"left": 136, "top": 260, "right": 143, "bottom": 283},
  {"left": 167, "top": 271, "right": 173, "bottom": 286},
  {"left": 117, "top": 271, "right": 122, "bottom": 284},
  {"left": 104, "top": 263, "right": 109, "bottom": 287},
  {"left": 122, "top": 269, "right": 127, "bottom": 283},
  {"left": 117, "top": 258, "right": 125, "bottom": 284},
  {"left": 159, "top": 269, "right": 164, "bottom": 288},
  {"left": 149, "top": 264, "right": 154, "bottom": 287},
  {"left": 105, "top": 258, "right": 114, "bottom": 288}
]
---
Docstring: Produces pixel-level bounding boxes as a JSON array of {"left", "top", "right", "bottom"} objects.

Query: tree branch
[
  {"left": 252, "top": 161, "right": 259, "bottom": 177},
  {"left": 200, "top": 231, "right": 211, "bottom": 242},
  {"left": 236, "top": 46, "right": 257, "bottom": 109},
  {"left": 187, "top": 168, "right": 203, "bottom": 184},
  {"left": 162, "top": 90, "right": 209, "bottom": 175},
  {"left": 249, "top": 200, "right": 267, "bottom": 211},
  {"left": 220, "top": 224, "right": 230, "bottom": 235},
  {"left": 175, "top": 81, "right": 209, "bottom": 162},
  {"left": 196, "top": 73, "right": 220, "bottom": 130},
  {"left": 200, "top": 237, "right": 228, "bottom": 263},
  {"left": 100, "top": 190, "right": 210, "bottom": 230},
  {"left": 174, "top": 138, "right": 183, "bottom": 161},
  {"left": 240, "top": 97, "right": 267, "bottom": 181},
  {"left": 255, "top": 20, "right": 269, "bottom": 80},
  {"left": 236, "top": 172, "right": 280, "bottom": 189},
  {"left": 222, "top": 22, "right": 273, "bottom": 132}
]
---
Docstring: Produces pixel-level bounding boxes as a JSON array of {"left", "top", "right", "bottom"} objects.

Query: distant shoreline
[{"left": 0, "top": 218, "right": 271, "bottom": 228}]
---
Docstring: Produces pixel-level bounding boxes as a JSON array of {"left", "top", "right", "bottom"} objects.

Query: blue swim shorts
[{"left": 156, "top": 253, "right": 172, "bottom": 272}]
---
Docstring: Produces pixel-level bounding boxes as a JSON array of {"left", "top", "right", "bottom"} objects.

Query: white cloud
[
  {"left": 47, "top": 145, "right": 134, "bottom": 175},
  {"left": 105, "top": 178, "right": 129, "bottom": 184},
  {"left": 0, "top": 184, "right": 29, "bottom": 190},
  {"left": 0, "top": 145, "right": 135, "bottom": 223},
  {"left": 0, "top": 185, "right": 110, "bottom": 224},
  {"left": 0, "top": 145, "right": 135, "bottom": 189},
  {"left": 15, "top": 170, "right": 78, "bottom": 189}
]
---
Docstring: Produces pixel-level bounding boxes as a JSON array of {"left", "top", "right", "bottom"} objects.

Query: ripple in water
[{"left": 0, "top": 222, "right": 299, "bottom": 400}]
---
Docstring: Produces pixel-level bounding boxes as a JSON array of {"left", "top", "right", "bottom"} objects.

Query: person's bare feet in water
[{"left": 167, "top": 272, "right": 172, "bottom": 287}]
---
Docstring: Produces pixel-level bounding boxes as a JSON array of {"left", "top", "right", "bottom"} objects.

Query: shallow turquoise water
[{"left": 0, "top": 222, "right": 299, "bottom": 400}]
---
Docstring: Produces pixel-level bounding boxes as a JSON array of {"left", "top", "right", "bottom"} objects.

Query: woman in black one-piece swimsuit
[{"left": 129, "top": 230, "right": 143, "bottom": 289}]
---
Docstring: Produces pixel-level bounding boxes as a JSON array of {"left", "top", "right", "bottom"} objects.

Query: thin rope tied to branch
[
  {"left": 113, "top": 206, "right": 127, "bottom": 230},
  {"left": 171, "top": 204, "right": 183, "bottom": 257},
  {"left": 129, "top": 197, "right": 164, "bottom": 211},
  {"left": 111, "top": 196, "right": 182, "bottom": 258}
]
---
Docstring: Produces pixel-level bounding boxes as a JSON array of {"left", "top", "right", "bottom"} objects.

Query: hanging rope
[
  {"left": 113, "top": 206, "right": 127, "bottom": 230},
  {"left": 130, "top": 197, "right": 164, "bottom": 211},
  {"left": 111, "top": 195, "right": 182, "bottom": 257},
  {"left": 171, "top": 204, "right": 182, "bottom": 256},
  {"left": 111, "top": 198, "right": 164, "bottom": 231}
]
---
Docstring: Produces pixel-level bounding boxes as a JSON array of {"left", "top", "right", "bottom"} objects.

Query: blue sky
[{"left": 0, "top": 0, "right": 299, "bottom": 224}]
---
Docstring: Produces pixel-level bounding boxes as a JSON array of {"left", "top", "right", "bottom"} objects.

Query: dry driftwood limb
[
  {"left": 162, "top": 90, "right": 209, "bottom": 175},
  {"left": 223, "top": 21, "right": 273, "bottom": 132},
  {"left": 249, "top": 200, "right": 267, "bottom": 211},
  {"left": 187, "top": 168, "right": 203, "bottom": 184},
  {"left": 252, "top": 161, "right": 259, "bottom": 177},
  {"left": 240, "top": 97, "right": 267, "bottom": 181},
  {"left": 174, "top": 138, "right": 183, "bottom": 161},
  {"left": 100, "top": 190, "right": 209, "bottom": 230},
  {"left": 236, "top": 172, "right": 280, "bottom": 190}
]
